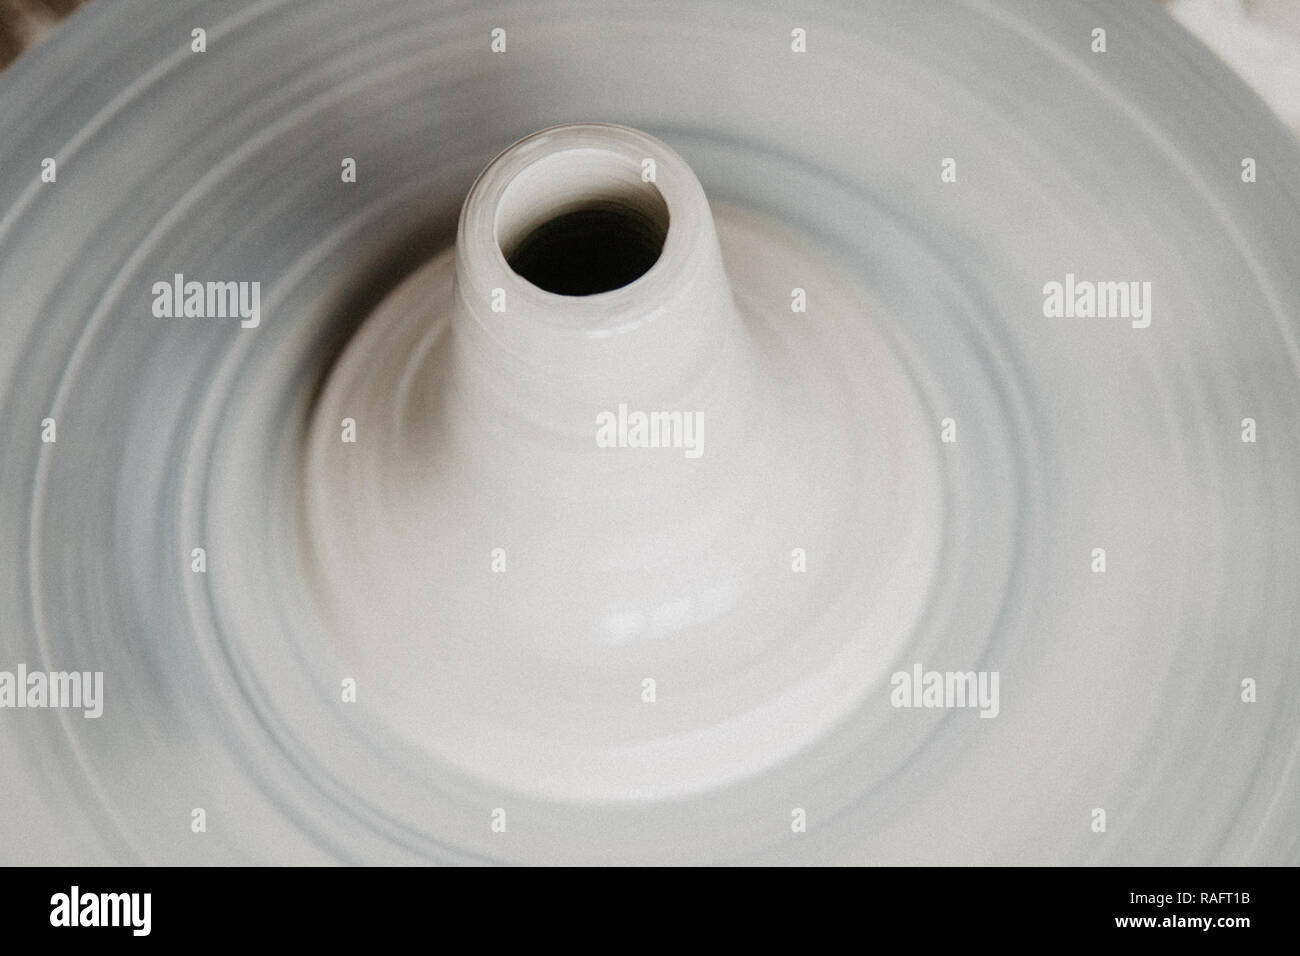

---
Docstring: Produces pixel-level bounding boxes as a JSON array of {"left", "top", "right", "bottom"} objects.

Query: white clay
[{"left": 302, "top": 123, "right": 943, "bottom": 802}]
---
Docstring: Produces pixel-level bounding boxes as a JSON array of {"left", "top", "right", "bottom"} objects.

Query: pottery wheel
[{"left": 1, "top": 0, "right": 1298, "bottom": 864}]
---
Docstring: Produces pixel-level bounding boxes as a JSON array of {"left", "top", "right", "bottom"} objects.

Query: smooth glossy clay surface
[
  {"left": 304, "top": 124, "right": 942, "bottom": 803},
  {"left": 1, "top": 0, "right": 1298, "bottom": 865}
]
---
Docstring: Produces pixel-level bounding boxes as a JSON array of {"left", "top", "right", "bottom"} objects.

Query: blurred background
[
  {"left": 9, "top": 0, "right": 1296, "bottom": 138},
  {"left": 0, "top": 0, "right": 85, "bottom": 71}
]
